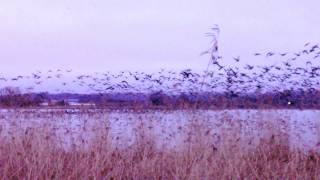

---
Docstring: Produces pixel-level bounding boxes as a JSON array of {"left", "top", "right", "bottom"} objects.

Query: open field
[{"left": 1, "top": 108, "right": 320, "bottom": 179}]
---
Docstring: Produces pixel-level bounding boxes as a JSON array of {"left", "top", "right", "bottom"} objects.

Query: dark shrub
[{"left": 149, "top": 91, "right": 164, "bottom": 106}]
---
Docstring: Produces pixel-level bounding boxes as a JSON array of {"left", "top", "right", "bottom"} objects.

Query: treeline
[
  {"left": 144, "top": 90, "right": 320, "bottom": 109},
  {"left": 76, "top": 90, "right": 320, "bottom": 109},
  {"left": 0, "top": 87, "right": 48, "bottom": 107},
  {"left": 1, "top": 87, "right": 320, "bottom": 109}
]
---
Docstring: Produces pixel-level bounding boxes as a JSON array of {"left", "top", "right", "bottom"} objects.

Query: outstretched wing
[{"left": 200, "top": 50, "right": 210, "bottom": 56}]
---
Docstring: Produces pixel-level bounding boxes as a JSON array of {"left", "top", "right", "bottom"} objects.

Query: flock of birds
[{"left": 0, "top": 43, "right": 320, "bottom": 96}]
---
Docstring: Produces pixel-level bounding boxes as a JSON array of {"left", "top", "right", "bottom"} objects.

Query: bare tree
[
  {"left": 0, "top": 86, "right": 21, "bottom": 96},
  {"left": 0, "top": 87, "right": 46, "bottom": 107},
  {"left": 0, "top": 87, "right": 22, "bottom": 107}
]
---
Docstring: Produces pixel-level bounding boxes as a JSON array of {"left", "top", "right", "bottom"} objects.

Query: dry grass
[{"left": 0, "top": 109, "right": 320, "bottom": 179}]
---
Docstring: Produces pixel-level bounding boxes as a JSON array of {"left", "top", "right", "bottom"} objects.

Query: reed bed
[{"left": 0, "top": 109, "right": 320, "bottom": 179}]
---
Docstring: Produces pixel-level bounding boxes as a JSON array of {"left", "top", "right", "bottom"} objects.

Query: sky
[{"left": 0, "top": 0, "right": 320, "bottom": 75}]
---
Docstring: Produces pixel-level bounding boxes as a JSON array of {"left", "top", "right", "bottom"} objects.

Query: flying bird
[{"left": 233, "top": 56, "right": 240, "bottom": 62}]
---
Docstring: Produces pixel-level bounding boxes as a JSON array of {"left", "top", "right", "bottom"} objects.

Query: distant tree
[
  {"left": 149, "top": 91, "right": 164, "bottom": 106},
  {"left": 32, "top": 92, "right": 49, "bottom": 105},
  {"left": 0, "top": 87, "right": 48, "bottom": 107},
  {"left": 0, "top": 86, "right": 21, "bottom": 96},
  {"left": 55, "top": 100, "right": 69, "bottom": 106},
  {"left": 0, "top": 87, "right": 22, "bottom": 107}
]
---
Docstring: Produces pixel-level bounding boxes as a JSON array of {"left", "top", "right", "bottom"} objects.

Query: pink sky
[{"left": 0, "top": 0, "right": 320, "bottom": 75}]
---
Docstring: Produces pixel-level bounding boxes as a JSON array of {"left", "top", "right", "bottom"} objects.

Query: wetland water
[{"left": 0, "top": 109, "right": 319, "bottom": 151}]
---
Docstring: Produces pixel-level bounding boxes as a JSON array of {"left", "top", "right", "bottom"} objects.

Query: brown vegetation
[
  {"left": 0, "top": 110, "right": 319, "bottom": 179},
  {"left": 0, "top": 87, "right": 47, "bottom": 107}
]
